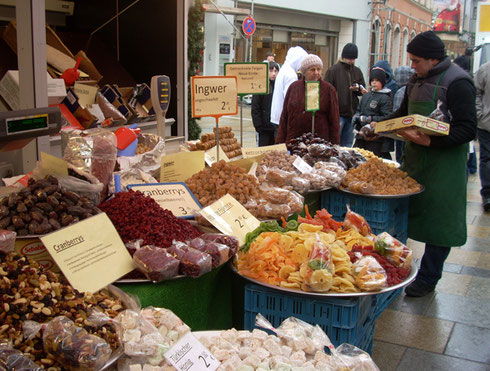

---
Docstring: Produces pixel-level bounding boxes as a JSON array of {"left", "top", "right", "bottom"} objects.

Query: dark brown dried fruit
[
  {"left": 63, "top": 191, "right": 80, "bottom": 203},
  {"left": 19, "top": 213, "right": 31, "bottom": 223},
  {"left": 48, "top": 218, "right": 61, "bottom": 230},
  {"left": 43, "top": 185, "right": 59, "bottom": 195},
  {"left": 29, "top": 211, "right": 44, "bottom": 223},
  {"left": 34, "top": 223, "right": 52, "bottom": 235},
  {"left": 35, "top": 203, "right": 53, "bottom": 213},
  {"left": 0, "top": 205, "right": 9, "bottom": 218},
  {"left": 12, "top": 216, "right": 25, "bottom": 228},
  {"left": 8, "top": 193, "right": 17, "bottom": 208},
  {"left": 28, "top": 221, "right": 39, "bottom": 235},
  {"left": 67, "top": 206, "right": 88, "bottom": 217},
  {"left": 0, "top": 216, "right": 11, "bottom": 229},
  {"left": 16, "top": 202, "right": 27, "bottom": 214},
  {"left": 60, "top": 214, "right": 74, "bottom": 226},
  {"left": 33, "top": 179, "right": 51, "bottom": 189},
  {"left": 48, "top": 211, "right": 58, "bottom": 220},
  {"left": 34, "top": 189, "right": 47, "bottom": 202},
  {"left": 46, "top": 195, "right": 59, "bottom": 208}
]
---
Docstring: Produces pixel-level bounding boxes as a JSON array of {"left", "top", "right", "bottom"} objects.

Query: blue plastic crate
[
  {"left": 320, "top": 190, "right": 409, "bottom": 243},
  {"left": 355, "top": 320, "right": 375, "bottom": 354},
  {"left": 373, "top": 287, "right": 403, "bottom": 320},
  {"left": 244, "top": 284, "right": 376, "bottom": 350}
]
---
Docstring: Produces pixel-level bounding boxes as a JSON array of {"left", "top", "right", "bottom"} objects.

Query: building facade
[
  {"left": 203, "top": 0, "right": 373, "bottom": 78},
  {"left": 369, "top": 0, "right": 434, "bottom": 70}
]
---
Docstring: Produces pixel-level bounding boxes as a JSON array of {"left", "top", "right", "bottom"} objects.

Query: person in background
[
  {"left": 252, "top": 61, "right": 280, "bottom": 146},
  {"left": 393, "top": 66, "right": 415, "bottom": 163},
  {"left": 475, "top": 61, "right": 490, "bottom": 211},
  {"left": 373, "top": 60, "right": 398, "bottom": 97},
  {"left": 270, "top": 46, "right": 308, "bottom": 131},
  {"left": 382, "top": 31, "right": 476, "bottom": 297},
  {"left": 455, "top": 49, "right": 478, "bottom": 174},
  {"left": 276, "top": 54, "right": 340, "bottom": 144},
  {"left": 324, "top": 43, "right": 367, "bottom": 147},
  {"left": 264, "top": 52, "right": 275, "bottom": 63},
  {"left": 352, "top": 67, "right": 393, "bottom": 158}
]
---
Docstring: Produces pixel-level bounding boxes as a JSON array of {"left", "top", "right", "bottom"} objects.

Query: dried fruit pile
[{"left": 0, "top": 253, "right": 125, "bottom": 369}]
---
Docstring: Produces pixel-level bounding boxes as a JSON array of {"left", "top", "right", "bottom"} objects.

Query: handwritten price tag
[
  {"left": 205, "top": 145, "right": 229, "bottom": 166},
  {"left": 160, "top": 151, "right": 205, "bottom": 182},
  {"left": 293, "top": 156, "right": 313, "bottom": 173},
  {"left": 224, "top": 62, "right": 268, "bottom": 94},
  {"left": 165, "top": 332, "right": 220, "bottom": 371},
  {"left": 191, "top": 76, "right": 238, "bottom": 117},
  {"left": 305, "top": 81, "right": 320, "bottom": 112},
  {"left": 127, "top": 183, "right": 202, "bottom": 218},
  {"left": 200, "top": 194, "right": 260, "bottom": 246},
  {"left": 242, "top": 143, "right": 287, "bottom": 158}
]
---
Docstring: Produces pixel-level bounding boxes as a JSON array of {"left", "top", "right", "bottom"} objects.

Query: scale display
[{"left": 6, "top": 114, "right": 49, "bottom": 135}]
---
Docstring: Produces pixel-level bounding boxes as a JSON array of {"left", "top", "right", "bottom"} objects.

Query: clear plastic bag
[
  {"left": 343, "top": 205, "right": 372, "bottom": 236},
  {"left": 300, "top": 234, "right": 335, "bottom": 292},
  {"left": 0, "top": 229, "right": 16, "bottom": 253},
  {"left": 140, "top": 307, "right": 190, "bottom": 345},
  {"left": 23, "top": 316, "right": 112, "bottom": 370},
  {"left": 167, "top": 241, "right": 212, "bottom": 277},
  {"left": 133, "top": 246, "right": 180, "bottom": 282},
  {"left": 374, "top": 232, "right": 413, "bottom": 270},
  {"left": 0, "top": 341, "right": 43, "bottom": 370},
  {"left": 188, "top": 237, "right": 230, "bottom": 268},
  {"left": 332, "top": 343, "right": 380, "bottom": 370},
  {"left": 352, "top": 254, "right": 387, "bottom": 291},
  {"left": 200, "top": 233, "right": 239, "bottom": 257},
  {"left": 255, "top": 314, "right": 335, "bottom": 355}
]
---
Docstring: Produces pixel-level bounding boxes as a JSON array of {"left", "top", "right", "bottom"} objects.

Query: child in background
[{"left": 352, "top": 67, "right": 393, "bottom": 159}]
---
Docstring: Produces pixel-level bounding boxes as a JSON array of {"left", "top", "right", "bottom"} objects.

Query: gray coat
[{"left": 476, "top": 61, "right": 490, "bottom": 132}]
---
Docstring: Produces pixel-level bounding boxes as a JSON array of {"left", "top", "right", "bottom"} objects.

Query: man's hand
[{"left": 398, "top": 128, "right": 431, "bottom": 146}]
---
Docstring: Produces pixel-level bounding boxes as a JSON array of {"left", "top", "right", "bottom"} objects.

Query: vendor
[
  {"left": 382, "top": 31, "right": 476, "bottom": 297},
  {"left": 276, "top": 54, "right": 340, "bottom": 144}
]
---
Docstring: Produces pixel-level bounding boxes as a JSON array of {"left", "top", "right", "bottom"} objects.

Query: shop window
[
  {"left": 370, "top": 19, "right": 382, "bottom": 67},
  {"left": 384, "top": 23, "right": 392, "bottom": 63},
  {"left": 402, "top": 28, "right": 409, "bottom": 65}
]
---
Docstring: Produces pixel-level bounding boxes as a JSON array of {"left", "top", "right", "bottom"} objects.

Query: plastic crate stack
[
  {"left": 243, "top": 284, "right": 376, "bottom": 354},
  {"left": 321, "top": 190, "right": 409, "bottom": 243}
]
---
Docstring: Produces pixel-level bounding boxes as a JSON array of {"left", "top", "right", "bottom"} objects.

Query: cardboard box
[
  {"left": 15, "top": 237, "right": 60, "bottom": 273},
  {"left": 374, "top": 114, "right": 450, "bottom": 141},
  {"left": 0, "top": 70, "right": 67, "bottom": 110}
]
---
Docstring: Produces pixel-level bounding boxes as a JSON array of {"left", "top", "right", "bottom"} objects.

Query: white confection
[
  {"left": 270, "top": 355, "right": 291, "bottom": 368},
  {"left": 237, "top": 330, "right": 252, "bottom": 341},
  {"left": 248, "top": 338, "right": 263, "bottom": 350},
  {"left": 216, "top": 338, "right": 236, "bottom": 350},
  {"left": 303, "top": 339, "right": 318, "bottom": 355},
  {"left": 158, "top": 325, "right": 168, "bottom": 337},
  {"left": 123, "top": 329, "right": 142, "bottom": 343},
  {"left": 212, "top": 348, "right": 236, "bottom": 361},
  {"left": 281, "top": 345, "right": 293, "bottom": 358},
  {"left": 176, "top": 324, "right": 190, "bottom": 337},
  {"left": 313, "top": 351, "right": 331, "bottom": 362},
  {"left": 119, "top": 310, "right": 139, "bottom": 329},
  {"left": 129, "top": 365, "right": 143, "bottom": 371},
  {"left": 236, "top": 365, "right": 255, "bottom": 371},
  {"left": 200, "top": 336, "right": 212, "bottom": 348},
  {"left": 251, "top": 329, "right": 269, "bottom": 340},
  {"left": 166, "top": 330, "right": 179, "bottom": 343},
  {"left": 238, "top": 346, "right": 254, "bottom": 360},
  {"left": 221, "top": 328, "right": 239, "bottom": 343},
  {"left": 254, "top": 347, "right": 271, "bottom": 360},
  {"left": 292, "top": 338, "right": 308, "bottom": 351},
  {"left": 264, "top": 338, "right": 283, "bottom": 356},
  {"left": 242, "top": 354, "right": 261, "bottom": 368},
  {"left": 290, "top": 350, "right": 307, "bottom": 364}
]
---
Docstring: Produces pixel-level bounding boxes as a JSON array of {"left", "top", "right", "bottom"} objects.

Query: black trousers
[
  {"left": 417, "top": 244, "right": 451, "bottom": 286},
  {"left": 257, "top": 126, "right": 277, "bottom": 147}
]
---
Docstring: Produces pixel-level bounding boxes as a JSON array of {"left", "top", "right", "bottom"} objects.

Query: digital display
[{"left": 6, "top": 114, "right": 49, "bottom": 134}]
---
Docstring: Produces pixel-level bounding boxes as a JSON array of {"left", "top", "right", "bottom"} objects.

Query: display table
[{"left": 115, "top": 264, "right": 233, "bottom": 331}]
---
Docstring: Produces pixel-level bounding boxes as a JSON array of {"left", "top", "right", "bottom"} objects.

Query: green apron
[{"left": 401, "top": 74, "right": 468, "bottom": 247}]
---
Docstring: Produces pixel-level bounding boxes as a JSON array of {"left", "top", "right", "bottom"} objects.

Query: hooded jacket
[
  {"left": 270, "top": 46, "right": 308, "bottom": 124},
  {"left": 324, "top": 60, "right": 365, "bottom": 117},
  {"left": 373, "top": 60, "right": 398, "bottom": 97},
  {"left": 393, "top": 66, "right": 414, "bottom": 111},
  {"left": 352, "top": 88, "right": 393, "bottom": 132}
]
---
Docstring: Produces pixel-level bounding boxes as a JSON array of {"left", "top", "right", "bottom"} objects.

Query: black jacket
[
  {"left": 352, "top": 88, "right": 393, "bottom": 131},
  {"left": 252, "top": 80, "right": 276, "bottom": 132}
]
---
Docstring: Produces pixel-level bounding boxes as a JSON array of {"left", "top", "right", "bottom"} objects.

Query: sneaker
[{"left": 405, "top": 279, "right": 435, "bottom": 297}]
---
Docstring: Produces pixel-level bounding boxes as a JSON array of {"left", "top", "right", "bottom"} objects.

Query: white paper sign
[
  {"left": 164, "top": 332, "right": 220, "bottom": 371},
  {"left": 293, "top": 156, "right": 313, "bottom": 173}
]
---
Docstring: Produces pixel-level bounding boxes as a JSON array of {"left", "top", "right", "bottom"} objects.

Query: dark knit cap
[
  {"left": 407, "top": 31, "right": 446, "bottom": 60},
  {"left": 369, "top": 67, "right": 386, "bottom": 87},
  {"left": 342, "top": 43, "right": 358, "bottom": 59}
]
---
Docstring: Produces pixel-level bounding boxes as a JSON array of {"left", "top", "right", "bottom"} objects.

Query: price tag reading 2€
[
  {"left": 200, "top": 194, "right": 261, "bottom": 246},
  {"left": 127, "top": 182, "right": 202, "bottom": 218},
  {"left": 191, "top": 76, "right": 238, "bottom": 117},
  {"left": 165, "top": 332, "right": 220, "bottom": 371}
]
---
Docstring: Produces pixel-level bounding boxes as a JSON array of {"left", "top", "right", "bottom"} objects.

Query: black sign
[{"left": 219, "top": 43, "right": 230, "bottom": 54}]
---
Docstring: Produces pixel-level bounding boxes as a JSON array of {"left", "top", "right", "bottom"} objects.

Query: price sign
[
  {"left": 40, "top": 213, "right": 134, "bottom": 293},
  {"left": 305, "top": 81, "right": 320, "bottom": 112},
  {"left": 41, "top": 152, "right": 68, "bottom": 176},
  {"left": 191, "top": 76, "right": 238, "bottom": 118},
  {"left": 205, "top": 145, "right": 229, "bottom": 166},
  {"left": 160, "top": 151, "right": 205, "bottom": 182},
  {"left": 200, "top": 194, "right": 261, "bottom": 246},
  {"left": 165, "top": 332, "right": 220, "bottom": 371},
  {"left": 293, "top": 156, "right": 313, "bottom": 173},
  {"left": 127, "top": 183, "right": 202, "bottom": 218},
  {"left": 242, "top": 143, "right": 287, "bottom": 158},
  {"left": 224, "top": 63, "right": 268, "bottom": 95}
]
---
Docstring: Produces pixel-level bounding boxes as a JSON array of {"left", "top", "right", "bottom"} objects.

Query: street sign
[{"left": 242, "top": 16, "right": 256, "bottom": 37}]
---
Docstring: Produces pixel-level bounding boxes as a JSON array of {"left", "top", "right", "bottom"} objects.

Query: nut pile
[
  {"left": 0, "top": 253, "right": 125, "bottom": 369},
  {"left": 186, "top": 160, "right": 259, "bottom": 206},
  {"left": 0, "top": 176, "right": 100, "bottom": 236},
  {"left": 341, "top": 158, "right": 422, "bottom": 195}
]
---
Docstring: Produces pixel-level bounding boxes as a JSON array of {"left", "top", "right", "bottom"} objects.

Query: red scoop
[{"left": 61, "top": 57, "right": 82, "bottom": 86}]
